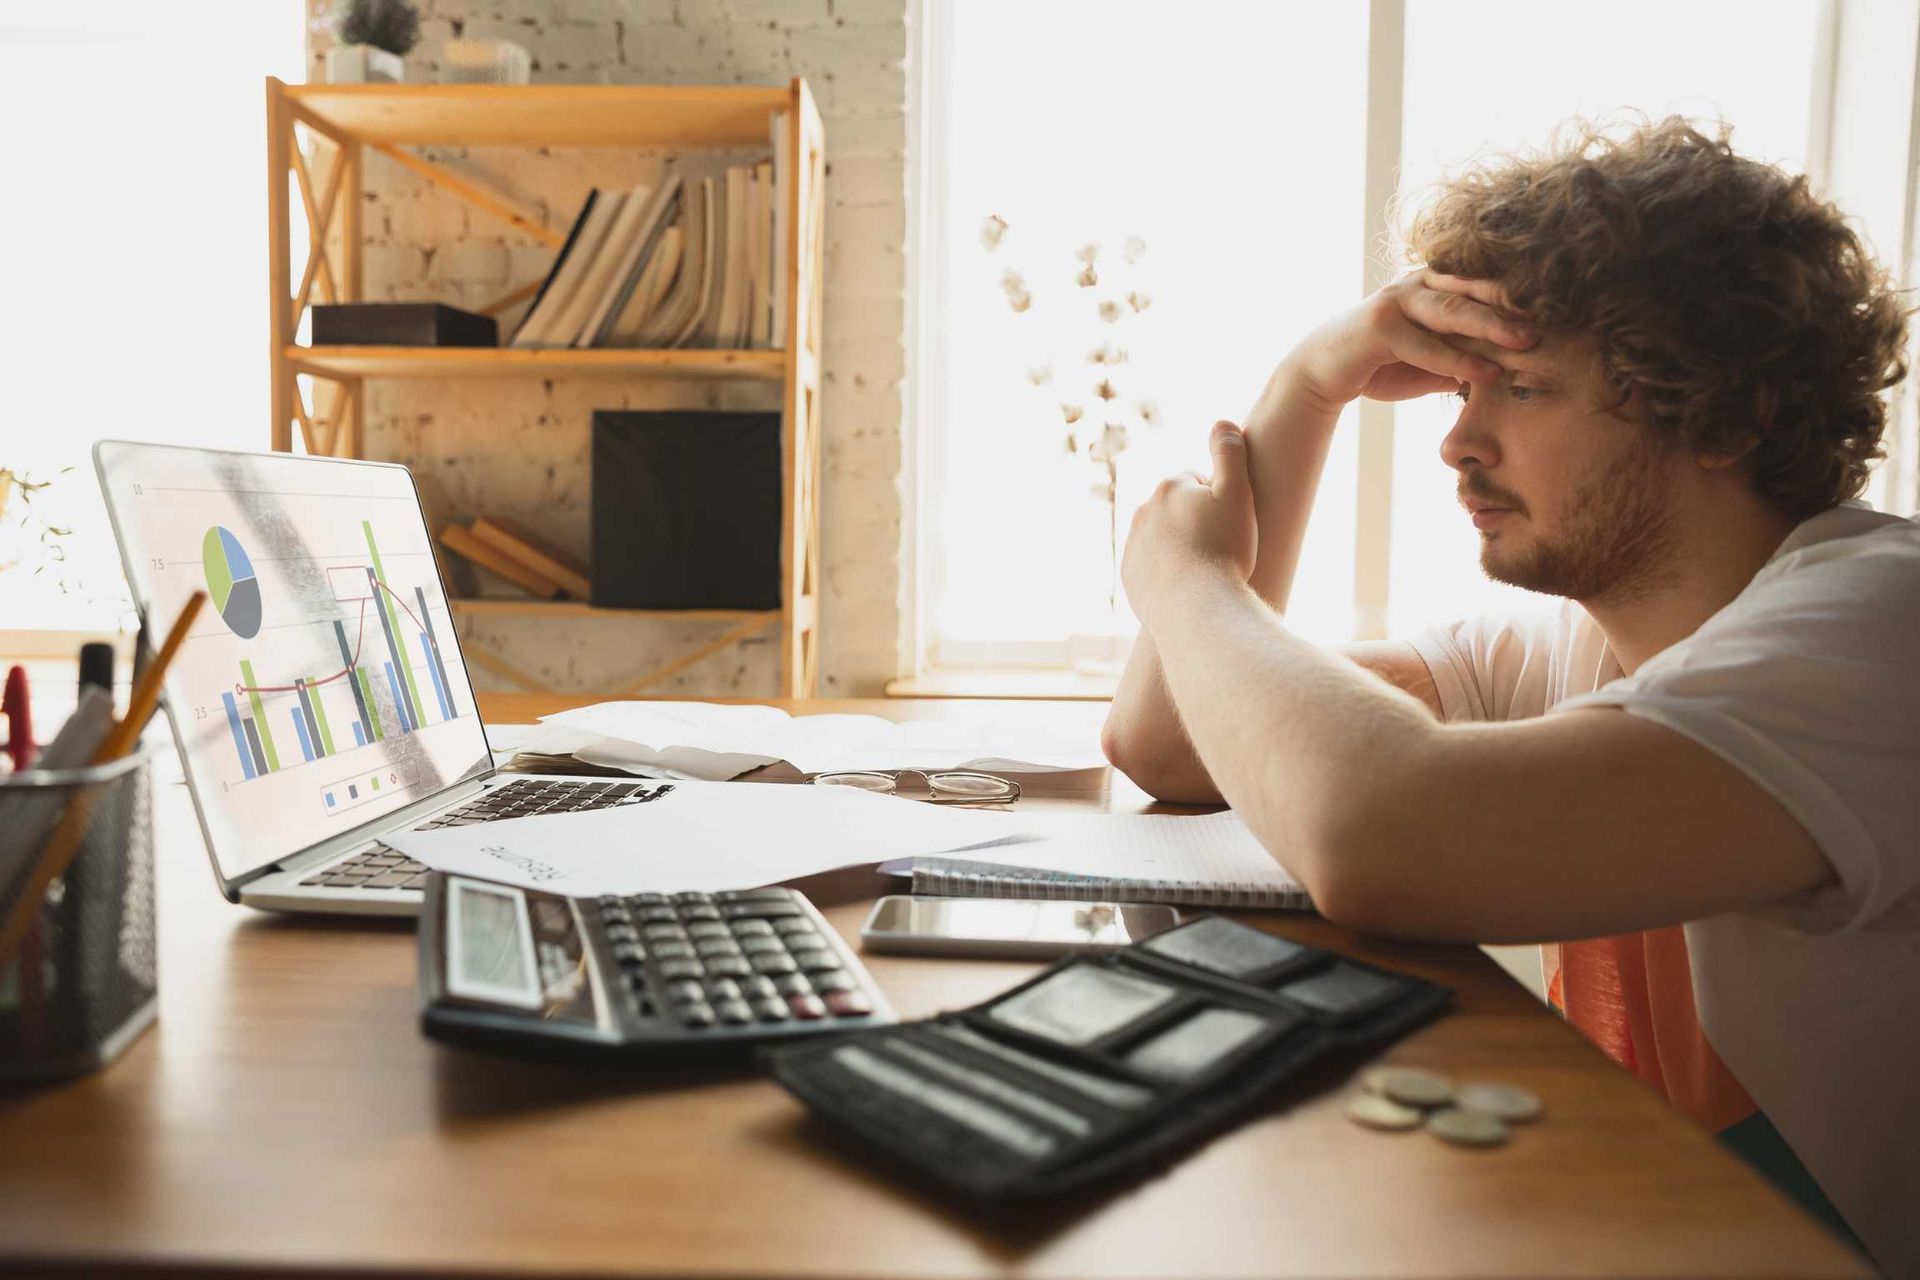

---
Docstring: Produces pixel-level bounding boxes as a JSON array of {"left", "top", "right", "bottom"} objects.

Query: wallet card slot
[
  {"left": 1134, "top": 915, "right": 1322, "bottom": 985},
  {"left": 1118, "top": 1004, "right": 1286, "bottom": 1084},
  {"left": 924, "top": 1021, "right": 1158, "bottom": 1111},
  {"left": 827, "top": 1043, "right": 1060, "bottom": 1161},
  {"left": 1271, "top": 958, "right": 1420, "bottom": 1027},
  {"left": 984, "top": 960, "right": 1183, "bottom": 1048},
  {"left": 877, "top": 1035, "right": 1098, "bottom": 1138}
]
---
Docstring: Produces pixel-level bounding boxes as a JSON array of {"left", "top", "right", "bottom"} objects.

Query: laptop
[{"left": 94, "top": 440, "right": 661, "bottom": 917}]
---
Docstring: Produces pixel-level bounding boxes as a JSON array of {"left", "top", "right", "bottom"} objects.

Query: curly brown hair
[{"left": 1404, "top": 115, "right": 1911, "bottom": 519}]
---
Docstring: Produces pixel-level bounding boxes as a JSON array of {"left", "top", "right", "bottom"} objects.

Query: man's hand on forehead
[
  {"left": 1407, "top": 271, "right": 1538, "bottom": 370},
  {"left": 1283, "top": 268, "right": 1541, "bottom": 410}
]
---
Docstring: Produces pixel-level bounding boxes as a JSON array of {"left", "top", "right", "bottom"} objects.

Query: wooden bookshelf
[
  {"left": 283, "top": 83, "right": 791, "bottom": 148},
  {"left": 451, "top": 599, "right": 778, "bottom": 623},
  {"left": 265, "top": 78, "right": 826, "bottom": 697},
  {"left": 287, "top": 345, "right": 786, "bottom": 381}
]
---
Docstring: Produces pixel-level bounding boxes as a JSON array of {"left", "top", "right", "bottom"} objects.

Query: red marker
[{"left": 3, "top": 665, "right": 33, "bottom": 771}]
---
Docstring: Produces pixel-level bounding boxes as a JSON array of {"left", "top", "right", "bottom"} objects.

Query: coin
[
  {"left": 1362, "top": 1066, "right": 1453, "bottom": 1109},
  {"left": 1454, "top": 1081, "right": 1544, "bottom": 1124},
  {"left": 1345, "top": 1092, "right": 1423, "bottom": 1131},
  {"left": 1425, "top": 1106, "right": 1510, "bottom": 1148}
]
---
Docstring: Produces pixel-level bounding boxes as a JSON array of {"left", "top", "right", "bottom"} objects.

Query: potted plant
[
  {"left": 324, "top": 0, "right": 421, "bottom": 84},
  {"left": 0, "top": 467, "right": 73, "bottom": 586},
  {"left": 982, "top": 218, "right": 1164, "bottom": 671}
]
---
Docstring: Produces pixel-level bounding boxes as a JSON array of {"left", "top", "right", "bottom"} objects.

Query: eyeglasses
[{"left": 809, "top": 769, "right": 1021, "bottom": 805}]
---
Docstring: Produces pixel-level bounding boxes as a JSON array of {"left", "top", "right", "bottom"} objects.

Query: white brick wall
[{"left": 306, "top": 0, "right": 909, "bottom": 697}]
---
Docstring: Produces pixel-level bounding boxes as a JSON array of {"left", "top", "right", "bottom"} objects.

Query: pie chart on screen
[{"left": 202, "top": 526, "right": 263, "bottom": 639}]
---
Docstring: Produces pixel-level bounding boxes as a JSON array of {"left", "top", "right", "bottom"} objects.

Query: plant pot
[
  {"left": 441, "top": 37, "right": 531, "bottom": 85},
  {"left": 326, "top": 45, "right": 406, "bottom": 84}
]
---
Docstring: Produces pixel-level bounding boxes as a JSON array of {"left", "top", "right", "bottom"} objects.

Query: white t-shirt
[{"left": 1409, "top": 504, "right": 1920, "bottom": 1275}]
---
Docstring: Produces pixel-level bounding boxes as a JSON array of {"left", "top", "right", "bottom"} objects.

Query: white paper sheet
[
  {"left": 383, "top": 778, "right": 1036, "bottom": 896},
  {"left": 537, "top": 701, "right": 1105, "bottom": 780}
]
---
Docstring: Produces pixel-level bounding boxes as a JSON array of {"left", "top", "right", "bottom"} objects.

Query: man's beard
[{"left": 1473, "top": 440, "right": 1679, "bottom": 605}]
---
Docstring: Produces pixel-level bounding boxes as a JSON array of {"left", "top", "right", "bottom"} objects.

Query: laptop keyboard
[{"left": 299, "top": 778, "right": 673, "bottom": 891}]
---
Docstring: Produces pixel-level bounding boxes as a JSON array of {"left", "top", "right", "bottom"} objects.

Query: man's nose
[{"left": 1440, "top": 396, "right": 1501, "bottom": 472}]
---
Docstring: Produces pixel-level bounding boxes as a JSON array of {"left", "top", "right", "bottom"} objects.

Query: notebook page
[{"left": 920, "top": 811, "right": 1301, "bottom": 892}]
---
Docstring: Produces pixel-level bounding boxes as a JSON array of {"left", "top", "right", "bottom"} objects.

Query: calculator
[{"left": 418, "top": 872, "right": 895, "bottom": 1059}]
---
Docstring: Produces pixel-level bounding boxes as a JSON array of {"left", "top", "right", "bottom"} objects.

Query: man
[{"left": 1104, "top": 117, "right": 1919, "bottom": 1272}]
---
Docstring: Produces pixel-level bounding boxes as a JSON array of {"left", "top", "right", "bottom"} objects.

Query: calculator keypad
[{"left": 595, "top": 888, "right": 882, "bottom": 1036}]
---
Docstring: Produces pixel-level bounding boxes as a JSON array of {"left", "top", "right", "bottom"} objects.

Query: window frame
[{"left": 902, "top": 0, "right": 1914, "bottom": 683}]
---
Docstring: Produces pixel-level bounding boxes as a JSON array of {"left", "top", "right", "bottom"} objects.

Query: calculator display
[{"left": 446, "top": 879, "right": 541, "bottom": 1010}]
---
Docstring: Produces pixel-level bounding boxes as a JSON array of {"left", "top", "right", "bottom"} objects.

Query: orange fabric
[{"left": 1548, "top": 927, "right": 1758, "bottom": 1133}]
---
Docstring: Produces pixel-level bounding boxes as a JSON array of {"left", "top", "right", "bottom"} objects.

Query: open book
[{"left": 907, "top": 811, "right": 1314, "bottom": 911}]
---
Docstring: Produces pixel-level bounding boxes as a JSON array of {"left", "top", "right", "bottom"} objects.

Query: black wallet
[{"left": 765, "top": 915, "right": 1451, "bottom": 1204}]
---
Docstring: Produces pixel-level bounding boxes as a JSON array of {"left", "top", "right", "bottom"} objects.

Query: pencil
[{"left": 0, "top": 591, "right": 205, "bottom": 970}]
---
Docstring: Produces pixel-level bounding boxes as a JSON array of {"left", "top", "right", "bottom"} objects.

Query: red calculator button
[{"left": 824, "top": 990, "right": 873, "bottom": 1018}]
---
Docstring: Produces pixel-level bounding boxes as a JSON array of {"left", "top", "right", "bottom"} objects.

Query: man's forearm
[
  {"left": 1101, "top": 361, "right": 1341, "bottom": 797},
  {"left": 1242, "top": 361, "right": 1341, "bottom": 602},
  {"left": 1141, "top": 570, "right": 1435, "bottom": 891}
]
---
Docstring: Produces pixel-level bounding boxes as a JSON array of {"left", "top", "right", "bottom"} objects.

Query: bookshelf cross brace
[
  {"left": 292, "top": 375, "right": 360, "bottom": 458},
  {"left": 290, "top": 142, "right": 339, "bottom": 306},
  {"left": 368, "top": 143, "right": 566, "bottom": 249},
  {"left": 361, "top": 143, "right": 565, "bottom": 323},
  {"left": 292, "top": 137, "right": 349, "bottom": 326},
  {"left": 463, "top": 643, "right": 559, "bottom": 694},
  {"left": 291, "top": 388, "right": 320, "bottom": 455},
  {"left": 614, "top": 615, "right": 779, "bottom": 697},
  {"left": 480, "top": 276, "right": 546, "bottom": 318}
]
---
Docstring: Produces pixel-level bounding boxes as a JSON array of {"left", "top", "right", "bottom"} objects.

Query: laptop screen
[{"left": 95, "top": 442, "right": 493, "bottom": 883}]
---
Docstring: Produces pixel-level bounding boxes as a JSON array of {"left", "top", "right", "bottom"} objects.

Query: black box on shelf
[
  {"left": 591, "top": 410, "right": 782, "bottom": 611},
  {"left": 311, "top": 303, "right": 498, "bottom": 347}
]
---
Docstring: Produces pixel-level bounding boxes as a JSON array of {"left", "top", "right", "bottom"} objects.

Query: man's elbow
[
  {"left": 1300, "top": 859, "right": 1409, "bottom": 936},
  {"left": 1100, "top": 717, "right": 1221, "bottom": 805},
  {"left": 1291, "top": 802, "right": 1429, "bottom": 938}
]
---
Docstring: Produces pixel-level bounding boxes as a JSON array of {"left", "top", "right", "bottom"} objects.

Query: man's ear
[{"left": 1696, "top": 436, "right": 1759, "bottom": 472}]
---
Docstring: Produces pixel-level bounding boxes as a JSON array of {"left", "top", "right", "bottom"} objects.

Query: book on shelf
[
  {"left": 510, "top": 189, "right": 624, "bottom": 348},
  {"left": 694, "top": 171, "right": 731, "bottom": 349},
  {"left": 507, "top": 190, "right": 599, "bottom": 343},
  {"left": 468, "top": 515, "right": 592, "bottom": 599},
  {"left": 617, "top": 176, "right": 704, "bottom": 349},
  {"left": 577, "top": 175, "right": 683, "bottom": 348},
  {"left": 656, "top": 175, "right": 717, "bottom": 348},
  {"left": 437, "top": 523, "right": 564, "bottom": 599},
  {"left": 710, "top": 165, "right": 745, "bottom": 349},
  {"left": 748, "top": 160, "right": 771, "bottom": 349},
  {"left": 507, "top": 114, "right": 791, "bottom": 352},
  {"left": 770, "top": 111, "right": 790, "bottom": 349},
  {"left": 606, "top": 222, "right": 682, "bottom": 346},
  {"left": 539, "top": 184, "right": 654, "bottom": 349}
]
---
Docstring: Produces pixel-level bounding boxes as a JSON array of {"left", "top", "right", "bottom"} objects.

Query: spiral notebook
[{"left": 907, "top": 811, "right": 1314, "bottom": 911}]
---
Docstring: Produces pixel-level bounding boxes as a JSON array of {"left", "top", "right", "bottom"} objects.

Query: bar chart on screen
[
  {"left": 99, "top": 444, "right": 493, "bottom": 882},
  {"left": 217, "top": 519, "right": 463, "bottom": 784}
]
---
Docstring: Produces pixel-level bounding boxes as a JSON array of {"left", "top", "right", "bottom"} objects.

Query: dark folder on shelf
[
  {"left": 591, "top": 410, "right": 782, "bottom": 610},
  {"left": 311, "top": 303, "right": 498, "bottom": 347}
]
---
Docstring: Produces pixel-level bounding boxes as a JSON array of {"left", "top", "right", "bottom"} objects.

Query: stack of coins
[{"left": 1343, "top": 1067, "right": 1543, "bottom": 1148}]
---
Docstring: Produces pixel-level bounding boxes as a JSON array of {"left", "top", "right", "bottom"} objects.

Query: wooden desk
[{"left": 0, "top": 697, "right": 1866, "bottom": 1278}]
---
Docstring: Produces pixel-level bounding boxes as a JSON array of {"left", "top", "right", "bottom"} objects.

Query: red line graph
[{"left": 234, "top": 579, "right": 438, "bottom": 697}]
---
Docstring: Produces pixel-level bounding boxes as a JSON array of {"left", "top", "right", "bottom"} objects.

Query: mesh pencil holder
[{"left": 0, "top": 750, "right": 158, "bottom": 1085}]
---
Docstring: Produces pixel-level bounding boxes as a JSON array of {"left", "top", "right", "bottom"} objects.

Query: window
[
  {"left": 916, "top": 1, "right": 1371, "bottom": 667},
  {"left": 915, "top": 0, "right": 1839, "bottom": 674},
  {"left": 0, "top": 5, "right": 304, "bottom": 633}
]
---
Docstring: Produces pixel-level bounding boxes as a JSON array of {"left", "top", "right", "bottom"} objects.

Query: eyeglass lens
[
  {"left": 925, "top": 772, "right": 1014, "bottom": 798},
  {"left": 812, "top": 772, "right": 898, "bottom": 793},
  {"left": 809, "top": 770, "right": 1015, "bottom": 800}
]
